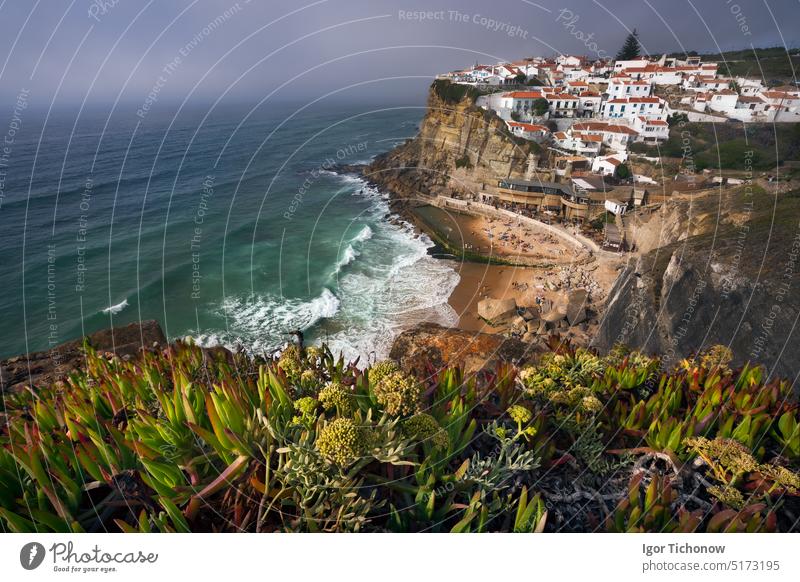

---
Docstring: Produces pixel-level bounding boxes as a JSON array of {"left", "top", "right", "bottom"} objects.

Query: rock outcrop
[
  {"left": 594, "top": 187, "right": 800, "bottom": 380},
  {"left": 389, "top": 322, "right": 542, "bottom": 376},
  {"left": 477, "top": 297, "right": 518, "bottom": 323},
  {"left": 1, "top": 320, "right": 166, "bottom": 393},
  {"left": 365, "top": 81, "right": 534, "bottom": 212}
]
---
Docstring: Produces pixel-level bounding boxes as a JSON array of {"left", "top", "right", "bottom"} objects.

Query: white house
[
  {"left": 572, "top": 121, "right": 639, "bottom": 151},
  {"left": 613, "top": 58, "right": 650, "bottom": 73},
  {"left": 621, "top": 64, "right": 685, "bottom": 86},
  {"left": 631, "top": 116, "right": 669, "bottom": 143},
  {"left": 548, "top": 93, "right": 579, "bottom": 118},
  {"left": 759, "top": 90, "right": 800, "bottom": 121},
  {"left": 506, "top": 121, "right": 550, "bottom": 142},
  {"left": 553, "top": 130, "right": 602, "bottom": 156},
  {"left": 592, "top": 154, "right": 626, "bottom": 176},
  {"left": 650, "top": 68, "right": 684, "bottom": 86},
  {"left": 607, "top": 78, "right": 653, "bottom": 100},
  {"left": 600, "top": 96, "right": 668, "bottom": 122},
  {"left": 557, "top": 55, "right": 583, "bottom": 68},
  {"left": 707, "top": 89, "right": 739, "bottom": 114},
  {"left": 496, "top": 64, "right": 525, "bottom": 82},
  {"left": 565, "top": 80, "right": 590, "bottom": 95},
  {"left": 604, "top": 199, "right": 628, "bottom": 215},
  {"left": 683, "top": 74, "right": 731, "bottom": 93},
  {"left": 510, "top": 60, "right": 540, "bottom": 79},
  {"left": 577, "top": 92, "right": 603, "bottom": 118},
  {"left": 734, "top": 77, "right": 766, "bottom": 96},
  {"left": 731, "top": 95, "right": 773, "bottom": 121},
  {"left": 499, "top": 91, "right": 546, "bottom": 118}
]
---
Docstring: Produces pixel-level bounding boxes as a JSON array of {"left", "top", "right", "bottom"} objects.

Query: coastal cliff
[
  {"left": 365, "top": 82, "right": 800, "bottom": 380},
  {"left": 594, "top": 187, "right": 800, "bottom": 380},
  {"left": 366, "top": 81, "right": 534, "bottom": 209}
]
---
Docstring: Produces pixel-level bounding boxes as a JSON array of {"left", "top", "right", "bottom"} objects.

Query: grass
[
  {"left": 670, "top": 47, "right": 800, "bottom": 83},
  {"left": 630, "top": 122, "right": 800, "bottom": 171},
  {"left": 0, "top": 336, "right": 799, "bottom": 533},
  {"left": 431, "top": 79, "right": 481, "bottom": 105}
]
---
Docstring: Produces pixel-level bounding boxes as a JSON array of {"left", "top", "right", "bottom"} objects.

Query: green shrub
[
  {"left": 0, "top": 339, "right": 797, "bottom": 533},
  {"left": 431, "top": 79, "right": 479, "bottom": 104}
]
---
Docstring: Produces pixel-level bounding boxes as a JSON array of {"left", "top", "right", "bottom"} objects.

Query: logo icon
[{"left": 20, "top": 542, "right": 46, "bottom": 570}]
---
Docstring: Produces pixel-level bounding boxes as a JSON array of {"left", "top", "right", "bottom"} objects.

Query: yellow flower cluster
[
  {"left": 291, "top": 396, "right": 319, "bottom": 427},
  {"left": 700, "top": 345, "right": 734, "bottom": 371},
  {"left": 761, "top": 464, "right": 800, "bottom": 494},
  {"left": 319, "top": 382, "right": 353, "bottom": 416},
  {"left": 369, "top": 360, "right": 400, "bottom": 385},
  {"left": 373, "top": 371, "right": 421, "bottom": 416},
  {"left": 403, "top": 413, "right": 449, "bottom": 450},
  {"left": 507, "top": 405, "right": 532, "bottom": 425},
  {"left": 316, "top": 418, "right": 371, "bottom": 466},
  {"left": 277, "top": 345, "right": 303, "bottom": 378},
  {"left": 707, "top": 484, "right": 745, "bottom": 509},
  {"left": 686, "top": 437, "right": 758, "bottom": 475}
]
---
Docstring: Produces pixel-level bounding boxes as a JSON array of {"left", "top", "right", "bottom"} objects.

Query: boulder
[
  {"left": 389, "top": 322, "right": 543, "bottom": 376},
  {"left": 521, "top": 308, "right": 539, "bottom": 321},
  {"left": 566, "top": 289, "right": 589, "bottom": 326},
  {"left": 1, "top": 320, "right": 167, "bottom": 393},
  {"left": 541, "top": 310, "right": 565, "bottom": 323},
  {"left": 477, "top": 298, "right": 517, "bottom": 323}
]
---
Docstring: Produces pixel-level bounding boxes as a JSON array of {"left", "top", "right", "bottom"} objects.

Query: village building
[
  {"left": 571, "top": 121, "right": 638, "bottom": 151},
  {"left": 553, "top": 131, "right": 603, "bottom": 156},
  {"left": 506, "top": 121, "right": 550, "bottom": 142},
  {"left": 631, "top": 116, "right": 669, "bottom": 143},
  {"left": 607, "top": 78, "right": 653, "bottom": 100},
  {"left": 592, "top": 155, "right": 625, "bottom": 176},
  {"left": 600, "top": 96, "right": 668, "bottom": 122}
]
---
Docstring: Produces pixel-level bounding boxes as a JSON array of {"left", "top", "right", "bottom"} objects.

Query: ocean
[{"left": 0, "top": 103, "right": 459, "bottom": 363}]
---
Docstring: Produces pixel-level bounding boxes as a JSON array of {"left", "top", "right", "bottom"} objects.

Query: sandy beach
[
  {"left": 410, "top": 205, "right": 622, "bottom": 342},
  {"left": 413, "top": 205, "right": 586, "bottom": 265}
]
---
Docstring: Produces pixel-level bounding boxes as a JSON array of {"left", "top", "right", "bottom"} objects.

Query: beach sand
[
  {"left": 409, "top": 206, "right": 623, "bottom": 341},
  {"left": 445, "top": 260, "right": 538, "bottom": 333},
  {"left": 413, "top": 205, "right": 585, "bottom": 264}
]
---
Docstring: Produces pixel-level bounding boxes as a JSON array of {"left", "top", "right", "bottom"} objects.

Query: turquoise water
[{"left": 0, "top": 104, "right": 458, "bottom": 362}]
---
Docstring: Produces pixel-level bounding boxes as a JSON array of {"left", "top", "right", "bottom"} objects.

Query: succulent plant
[
  {"left": 0, "top": 335, "right": 796, "bottom": 534},
  {"left": 403, "top": 414, "right": 449, "bottom": 451},
  {"left": 316, "top": 418, "right": 371, "bottom": 467},
  {"left": 373, "top": 371, "right": 421, "bottom": 417},
  {"left": 318, "top": 382, "right": 354, "bottom": 417}
]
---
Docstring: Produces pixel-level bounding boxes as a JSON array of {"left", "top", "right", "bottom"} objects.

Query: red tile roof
[
  {"left": 503, "top": 91, "right": 543, "bottom": 99},
  {"left": 573, "top": 122, "right": 638, "bottom": 135},
  {"left": 507, "top": 122, "right": 549, "bottom": 132}
]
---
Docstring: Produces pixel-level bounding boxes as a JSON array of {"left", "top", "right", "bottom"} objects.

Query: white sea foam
[
  {"left": 101, "top": 298, "right": 129, "bottom": 314},
  {"left": 196, "top": 173, "right": 460, "bottom": 365},
  {"left": 335, "top": 244, "right": 359, "bottom": 272},
  {"left": 195, "top": 288, "right": 340, "bottom": 354},
  {"left": 352, "top": 224, "right": 373, "bottom": 242}
]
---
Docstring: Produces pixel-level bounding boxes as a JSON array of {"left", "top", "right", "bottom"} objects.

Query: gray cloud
[{"left": 0, "top": 0, "right": 797, "bottom": 111}]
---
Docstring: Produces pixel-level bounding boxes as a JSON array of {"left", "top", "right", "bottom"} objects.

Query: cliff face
[
  {"left": 594, "top": 187, "right": 800, "bottom": 380},
  {"left": 366, "top": 83, "right": 533, "bottom": 208},
  {"left": 0, "top": 320, "right": 167, "bottom": 393}
]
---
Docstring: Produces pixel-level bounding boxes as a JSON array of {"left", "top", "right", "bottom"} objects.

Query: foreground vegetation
[{"left": 1, "top": 338, "right": 798, "bottom": 532}]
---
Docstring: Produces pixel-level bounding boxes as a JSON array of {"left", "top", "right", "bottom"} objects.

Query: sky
[{"left": 0, "top": 0, "right": 797, "bottom": 113}]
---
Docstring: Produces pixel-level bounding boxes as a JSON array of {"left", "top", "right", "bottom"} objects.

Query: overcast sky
[{"left": 0, "top": 0, "right": 797, "bottom": 112}]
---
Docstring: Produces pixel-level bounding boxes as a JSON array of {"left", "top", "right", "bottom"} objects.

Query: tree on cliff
[
  {"left": 615, "top": 29, "right": 641, "bottom": 61},
  {"left": 532, "top": 97, "right": 549, "bottom": 116}
]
